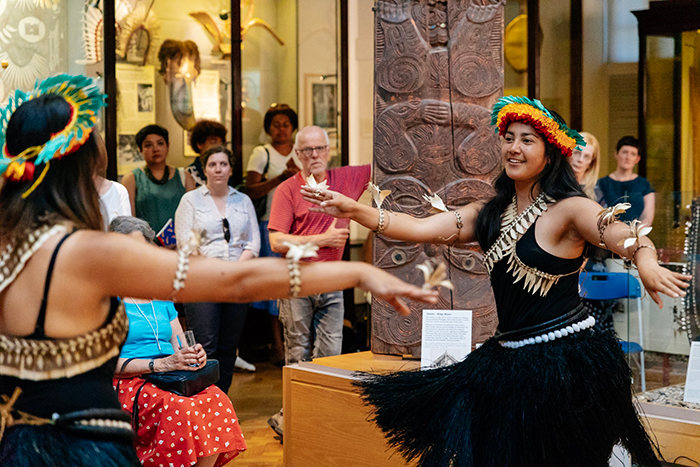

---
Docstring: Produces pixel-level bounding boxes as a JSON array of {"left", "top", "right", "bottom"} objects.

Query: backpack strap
[{"left": 262, "top": 146, "right": 271, "bottom": 177}]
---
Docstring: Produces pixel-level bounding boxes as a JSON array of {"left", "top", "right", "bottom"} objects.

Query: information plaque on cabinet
[
  {"left": 684, "top": 342, "right": 700, "bottom": 403},
  {"left": 421, "top": 310, "right": 472, "bottom": 369}
]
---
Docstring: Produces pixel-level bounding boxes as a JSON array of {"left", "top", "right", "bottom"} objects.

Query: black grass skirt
[
  {"left": 355, "top": 330, "right": 661, "bottom": 467},
  {"left": 0, "top": 425, "right": 141, "bottom": 467}
]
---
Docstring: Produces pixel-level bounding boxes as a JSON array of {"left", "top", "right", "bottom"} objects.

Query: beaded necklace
[{"left": 144, "top": 165, "right": 170, "bottom": 185}]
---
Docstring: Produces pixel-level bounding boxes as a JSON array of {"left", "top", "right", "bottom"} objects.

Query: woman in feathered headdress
[
  {"left": 0, "top": 75, "right": 437, "bottom": 465},
  {"left": 302, "top": 96, "right": 689, "bottom": 466}
]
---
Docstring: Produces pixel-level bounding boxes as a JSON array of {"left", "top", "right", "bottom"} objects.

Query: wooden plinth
[
  {"left": 282, "top": 352, "right": 417, "bottom": 467},
  {"left": 282, "top": 352, "right": 700, "bottom": 466},
  {"left": 637, "top": 400, "right": 700, "bottom": 465}
]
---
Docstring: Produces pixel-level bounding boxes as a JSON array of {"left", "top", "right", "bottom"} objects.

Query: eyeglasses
[
  {"left": 298, "top": 146, "right": 328, "bottom": 157},
  {"left": 222, "top": 218, "right": 231, "bottom": 243}
]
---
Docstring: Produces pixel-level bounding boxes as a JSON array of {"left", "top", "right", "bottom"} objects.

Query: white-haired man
[{"left": 266, "top": 126, "right": 370, "bottom": 439}]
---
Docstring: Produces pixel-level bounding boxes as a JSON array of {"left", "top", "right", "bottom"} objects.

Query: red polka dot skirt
[{"left": 114, "top": 377, "right": 247, "bottom": 467}]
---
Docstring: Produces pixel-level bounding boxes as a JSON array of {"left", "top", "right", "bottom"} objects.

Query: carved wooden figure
[{"left": 372, "top": 0, "right": 505, "bottom": 356}]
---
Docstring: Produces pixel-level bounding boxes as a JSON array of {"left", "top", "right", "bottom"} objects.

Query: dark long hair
[
  {"left": 0, "top": 94, "right": 103, "bottom": 240},
  {"left": 475, "top": 118, "right": 586, "bottom": 252}
]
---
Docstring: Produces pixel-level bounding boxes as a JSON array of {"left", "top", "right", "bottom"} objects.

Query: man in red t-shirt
[
  {"left": 269, "top": 125, "right": 371, "bottom": 364},
  {"left": 266, "top": 125, "right": 370, "bottom": 439}
]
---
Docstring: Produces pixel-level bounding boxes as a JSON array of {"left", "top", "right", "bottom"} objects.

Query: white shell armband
[
  {"left": 596, "top": 203, "right": 630, "bottom": 248},
  {"left": 283, "top": 242, "right": 319, "bottom": 298},
  {"left": 170, "top": 229, "right": 205, "bottom": 301}
]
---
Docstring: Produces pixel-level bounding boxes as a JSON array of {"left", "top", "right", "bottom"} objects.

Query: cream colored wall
[
  {"left": 348, "top": 0, "right": 373, "bottom": 244},
  {"left": 276, "top": 0, "right": 298, "bottom": 112},
  {"left": 297, "top": 0, "right": 337, "bottom": 131},
  {"left": 582, "top": 0, "right": 610, "bottom": 175},
  {"left": 539, "top": 1, "right": 571, "bottom": 122}
]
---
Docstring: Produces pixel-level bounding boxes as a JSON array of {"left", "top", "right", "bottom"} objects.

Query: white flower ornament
[
  {"left": 416, "top": 260, "right": 454, "bottom": 290},
  {"left": 617, "top": 220, "right": 653, "bottom": 249},
  {"left": 423, "top": 193, "right": 449, "bottom": 214},
  {"left": 367, "top": 182, "right": 392, "bottom": 208},
  {"left": 186, "top": 229, "right": 206, "bottom": 255},
  {"left": 283, "top": 242, "right": 319, "bottom": 298},
  {"left": 304, "top": 174, "right": 329, "bottom": 191},
  {"left": 597, "top": 203, "right": 631, "bottom": 224},
  {"left": 283, "top": 242, "right": 319, "bottom": 261}
]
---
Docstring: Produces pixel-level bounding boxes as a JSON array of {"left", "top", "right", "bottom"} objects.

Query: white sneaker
[{"left": 234, "top": 356, "right": 256, "bottom": 372}]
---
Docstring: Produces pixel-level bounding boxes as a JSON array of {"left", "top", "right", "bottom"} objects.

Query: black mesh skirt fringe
[
  {"left": 0, "top": 425, "right": 141, "bottom": 467},
  {"left": 355, "top": 330, "right": 660, "bottom": 467}
]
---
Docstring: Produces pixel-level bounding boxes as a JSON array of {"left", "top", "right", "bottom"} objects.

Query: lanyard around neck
[{"left": 129, "top": 299, "right": 162, "bottom": 353}]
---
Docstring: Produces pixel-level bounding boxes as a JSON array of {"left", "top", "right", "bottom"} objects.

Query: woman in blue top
[
  {"left": 596, "top": 135, "right": 655, "bottom": 225},
  {"left": 110, "top": 216, "right": 247, "bottom": 467}
]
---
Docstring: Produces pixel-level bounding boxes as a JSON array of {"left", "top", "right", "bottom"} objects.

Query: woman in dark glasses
[{"left": 175, "top": 145, "right": 259, "bottom": 393}]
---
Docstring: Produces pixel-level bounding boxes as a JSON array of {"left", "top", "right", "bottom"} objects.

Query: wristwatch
[{"left": 149, "top": 358, "right": 155, "bottom": 373}]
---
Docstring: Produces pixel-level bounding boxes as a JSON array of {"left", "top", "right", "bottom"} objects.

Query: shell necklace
[{"left": 483, "top": 192, "right": 552, "bottom": 273}]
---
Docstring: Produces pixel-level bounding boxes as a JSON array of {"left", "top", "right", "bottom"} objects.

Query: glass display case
[{"left": 631, "top": 3, "right": 700, "bottom": 462}]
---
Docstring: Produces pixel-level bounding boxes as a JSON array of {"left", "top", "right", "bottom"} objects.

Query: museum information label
[
  {"left": 421, "top": 310, "right": 472, "bottom": 369},
  {"left": 684, "top": 342, "right": 700, "bottom": 403}
]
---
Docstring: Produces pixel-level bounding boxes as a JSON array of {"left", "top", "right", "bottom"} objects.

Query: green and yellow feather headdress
[
  {"left": 491, "top": 96, "right": 585, "bottom": 157},
  {"left": 0, "top": 74, "right": 107, "bottom": 197}
]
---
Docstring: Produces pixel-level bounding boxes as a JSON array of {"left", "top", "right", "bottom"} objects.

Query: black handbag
[
  {"left": 237, "top": 147, "right": 270, "bottom": 220},
  {"left": 118, "top": 358, "right": 220, "bottom": 397},
  {"left": 116, "top": 356, "right": 220, "bottom": 430},
  {"left": 145, "top": 360, "right": 220, "bottom": 396}
]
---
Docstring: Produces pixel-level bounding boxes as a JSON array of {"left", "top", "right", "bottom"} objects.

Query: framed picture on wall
[{"left": 304, "top": 74, "right": 337, "bottom": 130}]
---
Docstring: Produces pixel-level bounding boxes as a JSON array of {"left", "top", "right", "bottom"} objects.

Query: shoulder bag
[{"left": 237, "top": 147, "right": 270, "bottom": 221}]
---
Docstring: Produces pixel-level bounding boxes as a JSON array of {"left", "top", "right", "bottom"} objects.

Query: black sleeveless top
[
  {"left": 490, "top": 218, "right": 584, "bottom": 333},
  {"left": 0, "top": 232, "right": 129, "bottom": 419}
]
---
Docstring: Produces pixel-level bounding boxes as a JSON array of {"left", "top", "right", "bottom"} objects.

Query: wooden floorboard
[{"left": 223, "top": 361, "right": 284, "bottom": 467}]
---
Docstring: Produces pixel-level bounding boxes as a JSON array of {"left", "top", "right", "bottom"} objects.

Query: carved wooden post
[{"left": 372, "top": 0, "right": 505, "bottom": 356}]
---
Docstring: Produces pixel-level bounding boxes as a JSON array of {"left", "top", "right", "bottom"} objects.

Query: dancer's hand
[
  {"left": 636, "top": 258, "right": 690, "bottom": 308},
  {"left": 301, "top": 187, "right": 357, "bottom": 219},
  {"left": 356, "top": 263, "right": 438, "bottom": 316}
]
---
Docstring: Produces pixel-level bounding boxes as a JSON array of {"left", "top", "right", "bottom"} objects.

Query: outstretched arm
[
  {"left": 566, "top": 197, "right": 689, "bottom": 308},
  {"left": 74, "top": 231, "right": 438, "bottom": 316},
  {"left": 301, "top": 186, "right": 483, "bottom": 244}
]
